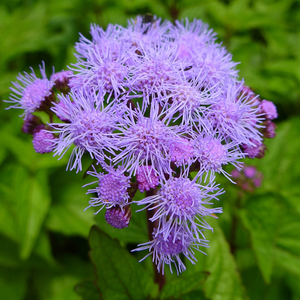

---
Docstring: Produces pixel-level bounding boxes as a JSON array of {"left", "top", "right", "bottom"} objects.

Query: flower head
[
  {"left": 50, "top": 90, "right": 121, "bottom": 171},
  {"left": 86, "top": 167, "right": 131, "bottom": 213},
  {"left": 7, "top": 62, "right": 54, "bottom": 116}
]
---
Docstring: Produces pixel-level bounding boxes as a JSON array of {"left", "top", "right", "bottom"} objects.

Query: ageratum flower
[
  {"left": 134, "top": 226, "right": 208, "bottom": 275},
  {"left": 7, "top": 62, "right": 54, "bottom": 116},
  {"left": 137, "top": 176, "right": 223, "bottom": 242},
  {"left": 114, "top": 102, "right": 182, "bottom": 178},
  {"left": 50, "top": 89, "right": 122, "bottom": 172},
  {"left": 7, "top": 15, "right": 278, "bottom": 274},
  {"left": 85, "top": 167, "right": 131, "bottom": 213}
]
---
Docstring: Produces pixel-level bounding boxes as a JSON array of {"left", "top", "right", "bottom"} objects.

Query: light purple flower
[
  {"left": 32, "top": 125, "right": 56, "bottom": 154},
  {"left": 260, "top": 100, "right": 278, "bottom": 120},
  {"left": 137, "top": 176, "right": 223, "bottom": 241},
  {"left": 114, "top": 103, "right": 181, "bottom": 177},
  {"left": 134, "top": 226, "right": 206, "bottom": 274},
  {"left": 7, "top": 62, "right": 54, "bottom": 116},
  {"left": 136, "top": 165, "right": 159, "bottom": 193},
  {"left": 85, "top": 167, "right": 131, "bottom": 213},
  {"left": 50, "top": 89, "right": 121, "bottom": 172}
]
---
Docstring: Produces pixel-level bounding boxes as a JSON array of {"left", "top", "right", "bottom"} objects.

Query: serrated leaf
[
  {"left": 160, "top": 271, "right": 208, "bottom": 300},
  {"left": 239, "top": 193, "right": 282, "bottom": 283},
  {"left": 186, "top": 219, "right": 246, "bottom": 300},
  {"left": 89, "top": 225, "right": 158, "bottom": 300}
]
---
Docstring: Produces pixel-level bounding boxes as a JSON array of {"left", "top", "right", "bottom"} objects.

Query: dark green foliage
[{"left": 0, "top": 0, "right": 299, "bottom": 299}]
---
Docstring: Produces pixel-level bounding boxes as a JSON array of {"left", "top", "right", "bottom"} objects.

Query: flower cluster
[{"left": 6, "top": 16, "right": 277, "bottom": 274}]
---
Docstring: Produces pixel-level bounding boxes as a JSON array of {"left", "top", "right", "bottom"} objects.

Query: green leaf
[
  {"left": 19, "top": 169, "right": 52, "bottom": 259},
  {"left": 0, "top": 267, "right": 28, "bottom": 300},
  {"left": 239, "top": 190, "right": 300, "bottom": 281},
  {"left": 75, "top": 280, "right": 102, "bottom": 300},
  {"left": 238, "top": 193, "right": 282, "bottom": 283},
  {"left": 160, "top": 271, "right": 208, "bottom": 300},
  {"left": 34, "top": 255, "right": 93, "bottom": 300},
  {"left": 0, "top": 163, "right": 51, "bottom": 260},
  {"left": 89, "top": 225, "right": 158, "bottom": 300},
  {"left": 45, "top": 168, "right": 94, "bottom": 237},
  {"left": 186, "top": 219, "right": 246, "bottom": 300}
]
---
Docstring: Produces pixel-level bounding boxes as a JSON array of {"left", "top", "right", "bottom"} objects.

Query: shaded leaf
[
  {"left": 0, "top": 267, "right": 28, "bottom": 300},
  {"left": 239, "top": 193, "right": 282, "bottom": 283},
  {"left": 75, "top": 280, "right": 102, "bottom": 300},
  {"left": 186, "top": 219, "right": 246, "bottom": 300},
  {"left": 160, "top": 271, "right": 208, "bottom": 300},
  {"left": 89, "top": 225, "right": 158, "bottom": 300}
]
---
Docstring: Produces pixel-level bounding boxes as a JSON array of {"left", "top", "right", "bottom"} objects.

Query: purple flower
[
  {"left": 114, "top": 103, "right": 180, "bottom": 177},
  {"left": 263, "top": 120, "right": 276, "bottom": 139},
  {"left": 193, "top": 131, "right": 243, "bottom": 179},
  {"left": 204, "top": 80, "right": 263, "bottom": 145},
  {"left": 51, "top": 70, "right": 73, "bottom": 91},
  {"left": 134, "top": 226, "right": 205, "bottom": 274},
  {"left": 137, "top": 176, "right": 222, "bottom": 241},
  {"left": 21, "top": 114, "right": 42, "bottom": 134},
  {"left": 136, "top": 165, "right": 159, "bottom": 193},
  {"left": 169, "top": 137, "right": 195, "bottom": 167},
  {"left": 85, "top": 167, "right": 131, "bottom": 213},
  {"left": 173, "top": 18, "right": 217, "bottom": 60},
  {"left": 50, "top": 89, "right": 121, "bottom": 172},
  {"left": 7, "top": 62, "right": 54, "bottom": 116},
  {"left": 260, "top": 100, "right": 278, "bottom": 120},
  {"left": 32, "top": 126, "right": 56, "bottom": 154},
  {"left": 241, "top": 139, "right": 265, "bottom": 159},
  {"left": 105, "top": 205, "right": 132, "bottom": 229}
]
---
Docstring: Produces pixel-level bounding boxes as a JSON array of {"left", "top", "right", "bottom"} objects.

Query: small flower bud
[
  {"left": 241, "top": 139, "right": 265, "bottom": 159},
  {"left": 22, "top": 114, "right": 42, "bottom": 134},
  {"left": 51, "top": 70, "right": 73, "bottom": 92},
  {"left": 231, "top": 165, "right": 263, "bottom": 192},
  {"left": 32, "top": 126, "right": 56, "bottom": 154},
  {"left": 260, "top": 100, "right": 278, "bottom": 120},
  {"left": 262, "top": 120, "right": 276, "bottom": 138},
  {"left": 105, "top": 205, "right": 131, "bottom": 229}
]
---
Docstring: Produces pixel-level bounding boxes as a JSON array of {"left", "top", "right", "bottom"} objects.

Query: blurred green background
[{"left": 0, "top": 0, "right": 300, "bottom": 299}]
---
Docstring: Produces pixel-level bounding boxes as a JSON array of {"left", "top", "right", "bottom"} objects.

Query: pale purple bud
[
  {"left": 32, "top": 126, "right": 56, "bottom": 154},
  {"left": 244, "top": 166, "right": 257, "bottom": 178},
  {"left": 260, "top": 100, "right": 278, "bottom": 120}
]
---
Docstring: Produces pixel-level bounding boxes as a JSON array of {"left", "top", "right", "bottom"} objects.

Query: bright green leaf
[{"left": 19, "top": 169, "right": 52, "bottom": 259}]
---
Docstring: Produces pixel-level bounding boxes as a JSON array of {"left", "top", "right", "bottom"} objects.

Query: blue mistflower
[
  {"left": 7, "top": 15, "right": 278, "bottom": 274},
  {"left": 85, "top": 168, "right": 131, "bottom": 213},
  {"left": 7, "top": 62, "right": 54, "bottom": 116},
  {"left": 137, "top": 176, "right": 223, "bottom": 242},
  {"left": 50, "top": 89, "right": 121, "bottom": 172}
]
